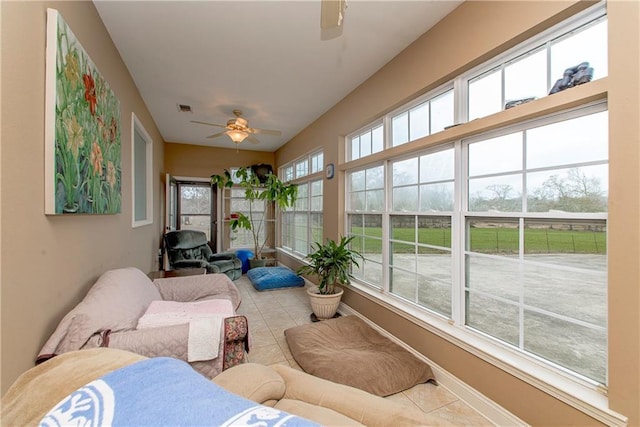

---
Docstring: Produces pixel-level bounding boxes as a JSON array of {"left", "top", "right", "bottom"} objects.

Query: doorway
[{"left": 165, "top": 175, "right": 218, "bottom": 249}]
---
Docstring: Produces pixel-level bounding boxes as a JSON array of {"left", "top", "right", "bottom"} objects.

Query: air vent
[{"left": 177, "top": 104, "right": 192, "bottom": 113}]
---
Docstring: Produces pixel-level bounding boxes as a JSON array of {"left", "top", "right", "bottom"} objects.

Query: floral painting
[{"left": 45, "top": 9, "right": 121, "bottom": 214}]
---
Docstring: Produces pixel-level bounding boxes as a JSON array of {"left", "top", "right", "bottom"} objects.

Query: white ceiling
[{"left": 94, "top": 1, "right": 462, "bottom": 152}]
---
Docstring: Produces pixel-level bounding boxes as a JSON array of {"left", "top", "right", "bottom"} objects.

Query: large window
[
  {"left": 464, "top": 107, "right": 608, "bottom": 384},
  {"left": 348, "top": 123, "right": 383, "bottom": 161},
  {"left": 344, "top": 102, "right": 608, "bottom": 386},
  {"left": 389, "top": 148, "right": 455, "bottom": 316},
  {"left": 281, "top": 151, "right": 324, "bottom": 256},
  {"left": 391, "top": 89, "right": 454, "bottom": 147},
  {"left": 467, "top": 12, "right": 607, "bottom": 121},
  {"left": 347, "top": 165, "right": 385, "bottom": 288},
  {"left": 131, "top": 113, "right": 153, "bottom": 227}
]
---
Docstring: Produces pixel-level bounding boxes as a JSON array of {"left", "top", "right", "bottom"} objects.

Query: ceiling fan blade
[
  {"left": 191, "top": 120, "right": 227, "bottom": 128},
  {"left": 206, "top": 132, "right": 226, "bottom": 139},
  {"left": 247, "top": 135, "right": 260, "bottom": 144},
  {"left": 250, "top": 127, "right": 282, "bottom": 136}
]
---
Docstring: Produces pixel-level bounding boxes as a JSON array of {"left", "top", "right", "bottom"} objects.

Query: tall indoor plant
[
  {"left": 297, "top": 235, "right": 364, "bottom": 320},
  {"left": 211, "top": 166, "right": 297, "bottom": 267}
]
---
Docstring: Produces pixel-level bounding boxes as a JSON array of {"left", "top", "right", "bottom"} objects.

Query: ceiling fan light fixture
[{"left": 226, "top": 129, "right": 248, "bottom": 143}]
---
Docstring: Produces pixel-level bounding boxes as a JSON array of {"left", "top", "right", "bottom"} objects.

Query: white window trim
[
  {"left": 131, "top": 113, "right": 153, "bottom": 228},
  {"left": 342, "top": 101, "right": 617, "bottom": 423},
  {"left": 346, "top": 119, "right": 384, "bottom": 162},
  {"left": 458, "top": 2, "right": 607, "bottom": 123}
]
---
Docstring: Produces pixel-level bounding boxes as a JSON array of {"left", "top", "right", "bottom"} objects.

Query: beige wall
[
  {"left": 1, "top": 1, "right": 164, "bottom": 393},
  {"left": 277, "top": 1, "right": 639, "bottom": 425},
  {"left": 164, "top": 142, "right": 275, "bottom": 179}
]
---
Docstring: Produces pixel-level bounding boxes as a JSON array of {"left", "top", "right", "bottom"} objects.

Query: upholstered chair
[{"left": 164, "top": 230, "right": 242, "bottom": 280}]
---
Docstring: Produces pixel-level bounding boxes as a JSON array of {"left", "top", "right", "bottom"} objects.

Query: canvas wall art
[{"left": 45, "top": 8, "right": 121, "bottom": 215}]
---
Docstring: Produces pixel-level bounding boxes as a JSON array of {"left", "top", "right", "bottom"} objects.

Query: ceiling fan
[{"left": 191, "top": 110, "right": 281, "bottom": 145}]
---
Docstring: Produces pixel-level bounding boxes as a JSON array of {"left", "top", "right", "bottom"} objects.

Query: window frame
[
  {"left": 280, "top": 150, "right": 324, "bottom": 257},
  {"left": 131, "top": 113, "right": 153, "bottom": 228},
  {"left": 459, "top": 3, "right": 607, "bottom": 123}
]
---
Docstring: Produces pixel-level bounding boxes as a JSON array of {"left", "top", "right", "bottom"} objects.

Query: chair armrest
[
  {"left": 106, "top": 324, "right": 189, "bottom": 360},
  {"left": 208, "top": 252, "right": 237, "bottom": 262},
  {"left": 213, "top": 363, "right": 286, "bottom": 405},
  {"left": 173, "top": 260, "right": 209, "bottom": 269}
]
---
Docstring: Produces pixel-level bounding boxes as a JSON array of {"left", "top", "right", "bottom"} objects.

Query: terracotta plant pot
[{"left": 307, "top": 286, "right": 343, "bottom": 320}]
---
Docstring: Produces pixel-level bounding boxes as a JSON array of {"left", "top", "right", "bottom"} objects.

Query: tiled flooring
[{"left": 234, "top": 275, "right": 493, "bottom": 426}]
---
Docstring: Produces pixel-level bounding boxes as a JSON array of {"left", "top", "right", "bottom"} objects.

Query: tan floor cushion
[{"left": 285, "top": 315, "right": 435, "bottom": 396}]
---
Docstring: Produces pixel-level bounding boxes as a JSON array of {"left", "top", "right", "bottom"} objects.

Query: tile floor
[{"left": 234, "top": 275, "right": 493, "bottom": 426}]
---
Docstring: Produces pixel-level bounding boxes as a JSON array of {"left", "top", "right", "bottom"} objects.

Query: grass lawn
[{"left": 349, "top": 227, "right": 606, "bottom": 255}]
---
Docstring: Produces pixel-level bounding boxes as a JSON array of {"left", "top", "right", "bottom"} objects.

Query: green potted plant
[
  {"left": 297, "top": 235, "right": 364, "bottom": 320},
  {"left": 211, "top": 166, "right": 297, "bottom": 268}
]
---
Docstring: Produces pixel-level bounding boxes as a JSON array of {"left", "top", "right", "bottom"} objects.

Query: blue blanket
[{"left": 40, "top": 357, "right": 319, "bottom": 426}]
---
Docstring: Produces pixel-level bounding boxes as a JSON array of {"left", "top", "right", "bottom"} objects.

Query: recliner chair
[{"left": 164, "top": 230, "right": 242, "bottom": 280}]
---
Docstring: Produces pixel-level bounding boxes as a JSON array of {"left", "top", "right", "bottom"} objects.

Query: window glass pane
[
  {"left": 418, "top": 272, "right": 452, "bottom": 317},
  {"left": 393, "top": 158, "right": 419, "bottom": 186},
  {"left": 420, "top": 182, "right": 454, "bottom": 211},
  {"left": 466, "top": 291, "right": 520, "bottom": 347},
  {"left": 524, "top": 311, "right": 606, "bottom": 384},
  {"left": 420, "top": 149, "right": 454, "bottom": 182},
  {"left": 360, "top": 131, "right": 372, "bottom": 157},
  {"left": 467, "top": 218, "right": 520, "bottom": 255},
  {"left": 523, "top": 263, "right": 606, "bottom": 324},
  {"left": 390, "top": 242, "right": 416, "bottom": 271},
  {"left": 372, "top": 125, "right": 384, "bottom": 153},
  {"left": 311, "top": 152, "right": 324, "bottom": 173},
  {"left": 391, "top": 215, "right": 415, "bottom": 242},
  {"left": 430, "top": 90, "right": 454, "bottom": 133},
  {"left": 362, "top": 236, "right": 383, "bottom": 255},
  {"left": 416, "top": 248, "right": 451, "bottom": 276},
  {"left": 390, "top": 269, "right": 418, "bottom": 301},
  {"left": 350, "top": 170, "right": 365, "bottom": 191},
  {"left": 551, "top": 19, "right": 608, "bottom": 83},
  {"left": 392, "top": 111, "right": 409, "bottom": 147},
  {"left": 283, "top": 166, "right": 294, "bottom": 182},
  {"left": 295, "top": 160, "right": 308, "bottom": 178},
  {"left": 417, "top": 216, "right": 451, "bottom": 248},
  {"left": 468, "top": 133, "right": 522, "bottom": 176},
  {"left": 393, "top": 186, "right": 419, "bottom": 211},
  {"left": 348, "top": 214, "right": 363, "bottom": 232},
  {"left": 350, "top": 192, "right": 366, "bottom": 211},
  {"left": 133, "top": 129, "right": 147, "bottom": 222},
  {"left": 523, "top": 219, "right": 606, "bottom": 271},
  {"left": 527, "top": 164, "right": 608, "bottom": 213},
  {"left": 468, "top": 174, "right": 523, "bottom": 212},
  {"left": 366, "top": 189, "right": 385, "bottom": 211},
  {"left": 505, "top": 48, "right": 548, "bottom": 101},
  {"left": 180, "top": 185, "right": 211, "bottom": 215},
  {"left": 350, "top": 136, "right": 360, "bottom": 161},
  {"left": 363, "top": 214, "right": 382, "bottom": 237},
  {"left": 294, "top": 183, "right": 308, "bottom": 210},
  {"left": 526, "top": 111, "right": 608, "bottom": 169},
  {"left": 409, "top": 102, "right": 429, "bottom": 141},
  {"left": 366, "top": 166, "right": 384, "bottom": 189},
  {"left": 468, "top": 68, "right": 502, "bottom": 120}
]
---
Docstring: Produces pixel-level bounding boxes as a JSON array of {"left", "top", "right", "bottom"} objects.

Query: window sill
[{"left": 348, "top": 281, "right": 628, "bottom": 426}]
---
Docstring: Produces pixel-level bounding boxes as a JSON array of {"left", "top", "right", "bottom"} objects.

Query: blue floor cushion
[{"left": 247, "top": 266, "right": 305, "bottom": 291}]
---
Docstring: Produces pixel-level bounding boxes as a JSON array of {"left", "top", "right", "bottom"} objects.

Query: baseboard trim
[{"left": 338, "top": 303, "right": 529, "bottom": 426}]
